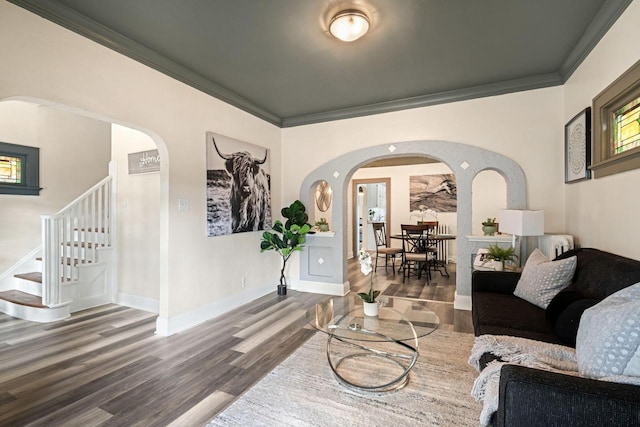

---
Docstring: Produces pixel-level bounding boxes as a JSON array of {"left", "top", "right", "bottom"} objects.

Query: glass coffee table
[{"left": 306, "top": 295, "right": 439, "bottom": 393}]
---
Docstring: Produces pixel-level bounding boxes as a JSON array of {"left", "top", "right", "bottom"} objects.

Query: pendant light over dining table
[{"left": 329, "top": 9, "right": 370, "bottom": 42}]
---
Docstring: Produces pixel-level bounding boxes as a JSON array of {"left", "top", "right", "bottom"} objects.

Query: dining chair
[
  {"left": 371, "top": 222, "right": 402, "bottom": 274},
  {"left": 400, "top": 223, "right": 437, "bottom": 284}
]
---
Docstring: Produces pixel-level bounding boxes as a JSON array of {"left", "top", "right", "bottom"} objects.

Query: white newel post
[{"left": 41, "top": 214, "right": 62, "bottom": 307}]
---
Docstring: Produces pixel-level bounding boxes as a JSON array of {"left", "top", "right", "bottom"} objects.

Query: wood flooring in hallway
[{"left": 0, "top": 259, "right": 471, "bottom": 426}]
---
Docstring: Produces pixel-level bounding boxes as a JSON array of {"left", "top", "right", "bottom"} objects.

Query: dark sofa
[{"left": 472, "top": 248, "right": 640, "bottom": 427}]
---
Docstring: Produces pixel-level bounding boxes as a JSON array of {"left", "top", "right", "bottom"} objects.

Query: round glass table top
[{"left": 306, "top": 295, "right": 440, "bottom": 342}]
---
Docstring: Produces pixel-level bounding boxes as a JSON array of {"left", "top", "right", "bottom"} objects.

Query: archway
[
  {"left": 297, "top": 140, "right": 526, "bottom": 309},
  {"left": 0, "top": 96, "right": 168, "bottom": 322}
]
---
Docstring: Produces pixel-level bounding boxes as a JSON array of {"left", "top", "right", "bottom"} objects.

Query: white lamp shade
[{"left": 498, "top": 210, "right": 544, "bottom": 236}]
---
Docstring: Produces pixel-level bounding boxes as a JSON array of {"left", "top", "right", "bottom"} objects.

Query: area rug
[{"left": 207, "top": 329, "right": 481, "bottom": 426}]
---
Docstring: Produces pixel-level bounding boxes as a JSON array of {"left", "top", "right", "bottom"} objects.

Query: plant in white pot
[
  {"left": 485, "top": 243, "right": 517, "bottom": 271},
  {"left": 357, "top": 249, "right": 380, "bottom": 316},
  {"left": 260, "top": 200, "right": 311, "bottom": 296}
]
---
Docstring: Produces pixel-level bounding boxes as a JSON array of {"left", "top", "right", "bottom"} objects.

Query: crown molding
[
  {"left": 7, "top": 0, "right": 282, "bottom": 127},
  {"left": 8, "top": 0, "right": 632, "bottom": 129},
  {"left": 281, "top": 73, "right": 563, "bottom": 127},
  {"left": 559, "top": 0, "right": 634, "bottom": 81}
]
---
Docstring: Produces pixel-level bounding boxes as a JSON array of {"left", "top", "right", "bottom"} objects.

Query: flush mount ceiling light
[{"left": 329, "top": 9, "right": 370, "bottom": 42}]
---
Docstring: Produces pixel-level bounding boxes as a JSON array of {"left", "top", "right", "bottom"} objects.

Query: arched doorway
[
  {"left": 296, "top": 140, "right": 526, "bottom": 310},
  {"left": 0, "top": 97, "right": 166, "bottom": 320}
]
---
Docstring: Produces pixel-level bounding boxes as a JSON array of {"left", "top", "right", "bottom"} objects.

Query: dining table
[{"left": 390, "top": 232, "right": 456, "bottom": 277}]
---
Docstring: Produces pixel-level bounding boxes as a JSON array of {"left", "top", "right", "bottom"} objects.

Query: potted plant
[
  {"left": 357, "top": 249, "right": 380, "bottom": 316},
  {"left": 368, "top": 209, "right": 375, "bottom": 221},
  {"left": 481, "top": 217, "right": 498, "bottom": 236},
  {"left": 485, "top": 243, "right": 516, "bottom": 271},
  {"left": 315, "top": 217, "right": 329, "bottom": 232},
  {"left": 260, "top": 200, "right": 311, "bottom": 296}
]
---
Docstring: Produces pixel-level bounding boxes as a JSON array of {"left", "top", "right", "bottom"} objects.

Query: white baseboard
[
  {"left": 0, "top": 298, "right": 69, "bottom": 322},
  {"left": 155, "top": 284, "right": 273, "bottom": 336},
  {"left": 454, "top": 292, "right": 471, "bottom": 311},
  {"left": 116, "top": 292, "right": 159, "bottom": 314},
  {"left": 290, "top": 279, "right": 350, "bottom": 296}
]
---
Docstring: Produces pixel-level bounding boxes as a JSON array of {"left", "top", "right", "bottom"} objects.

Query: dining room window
[{"left": 0, "top": 142, "right": 41, "bottom": 195}]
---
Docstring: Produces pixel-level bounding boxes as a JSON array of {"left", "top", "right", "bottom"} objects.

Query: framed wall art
[
  {"left": 564, "top": 107, "right": 592, "bottom": 183},
  {"left": 206, "top": 132, "right": 272, "bottom": 237},
  {"left": 409, "top": 173, "right": 457, "bottom": 212}
]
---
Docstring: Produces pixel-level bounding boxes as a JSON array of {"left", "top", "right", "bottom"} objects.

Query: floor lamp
[{"left": 498, "top": 210, "right": 544, "bottom": 266}]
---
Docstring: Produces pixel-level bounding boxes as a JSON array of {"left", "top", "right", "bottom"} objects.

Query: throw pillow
[
  {"left": 576, "top": 282, "right": 640, "bottom": 378},
  {"left": 513, "top": 248, "right": 577, "bottom": 309}
]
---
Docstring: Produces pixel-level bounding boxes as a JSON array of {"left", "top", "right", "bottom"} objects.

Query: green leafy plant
[
  {"left": 485, "top": 243, "right": 516, "bottom": 263},
  {"left": 357, "top": 249, "right": 379, "bottom": 303},
  {"left": 260, "top": 200, "right": 311, "bottom": 289},
  {"left": 482, "top": 217, "right": 497, "bottom": 226}
]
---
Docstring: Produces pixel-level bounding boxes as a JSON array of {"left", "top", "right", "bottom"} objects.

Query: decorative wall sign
[
  {"left": 409, "top": 174, "right": 457, "bottom": 212},
  {"left": 206, "top": 132, "right": 272, "bottom": 237},
  {"left": 565, "top": 107, "right": 591, "bottom": 183},
  {"left": 128, "top": 149, "right": 160, "bottom": 174}
]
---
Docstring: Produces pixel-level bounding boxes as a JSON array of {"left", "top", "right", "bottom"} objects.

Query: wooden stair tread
[
  {"left": 0, "top": 290, "right": 47, "bottom": 308},
  {"left": 14, "top": 272, "right": 42, "bottom": 283}
]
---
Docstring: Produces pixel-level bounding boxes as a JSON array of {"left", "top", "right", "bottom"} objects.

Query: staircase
[{"left": 0, "top": 163, "right": 117, "bottom": 322}]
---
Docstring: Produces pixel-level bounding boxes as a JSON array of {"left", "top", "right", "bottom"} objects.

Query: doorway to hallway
[{"left": 352, "top": 178, "right": 391, "bottom": 258}]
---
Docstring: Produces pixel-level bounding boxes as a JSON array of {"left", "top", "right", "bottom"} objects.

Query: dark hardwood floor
[{"left": 0, "top": 259, "right": 471, "bottom": 426}]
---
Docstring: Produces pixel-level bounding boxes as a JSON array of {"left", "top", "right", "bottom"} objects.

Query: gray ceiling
[{"left": 10, "top": 0, "right": 632, "bottom": 127}]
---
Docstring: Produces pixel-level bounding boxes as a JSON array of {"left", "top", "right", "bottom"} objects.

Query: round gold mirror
[{"left": 315, "top": 181, "right": 332, "bottom": 212}]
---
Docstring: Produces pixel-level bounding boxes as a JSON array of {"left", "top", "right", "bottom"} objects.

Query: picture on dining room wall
[
  {"left": 409, "top": 174, "right": 457, "bottom": 212},
  {"left": 206, "top": 131, "right": 272, "bottom": 237}
]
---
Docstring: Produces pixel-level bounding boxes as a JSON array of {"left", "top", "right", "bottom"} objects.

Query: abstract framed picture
[
  {"left": 565, "top": 107, "right": 592, "bottom": 183},
  {"left": 206, "top": 132, "right": 272, "bottom": 237},
  {"left": 409, "top": 173, "right": 457, "bottom": 212}
]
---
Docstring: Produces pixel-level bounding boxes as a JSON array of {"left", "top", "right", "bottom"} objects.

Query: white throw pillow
[
  {"left": 576, "top": 283, "right": 640, "bottom": 378},
  {"left": 513, "top": 248, "right": 577, "bottom": 309}
]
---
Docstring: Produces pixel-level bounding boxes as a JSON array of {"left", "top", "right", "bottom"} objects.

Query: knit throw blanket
[
  {"left": 467, "top": 335, "right": 577, "bottom": 426},
  {"left": 467, "top": 335, "right": 640, "bottom": 426}
]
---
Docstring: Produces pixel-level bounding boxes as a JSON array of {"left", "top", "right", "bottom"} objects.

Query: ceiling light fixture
[{"left": 329, "top": 9, "right": 370, "bottom": 42}]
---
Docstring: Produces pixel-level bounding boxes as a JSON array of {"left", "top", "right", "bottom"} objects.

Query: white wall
[
  {"left": 0, "top": 100, "right": 111, "bottom": 273},
  {"left": 0, "top": 2, "right": 281, "bottom": 334},
  {"left": 111, "top": 125, "right": 160, "bottom": 310},
  {"left": 563, "top": 0, "right": 640, "bottom": 260}
]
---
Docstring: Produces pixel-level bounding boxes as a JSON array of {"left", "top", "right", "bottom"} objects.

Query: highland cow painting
[
  {"left": 409, "top": 174, "right": 457, "bottom": 213},
  {"left": 206, "top": 132, "right": 272, "bottom": 237}
]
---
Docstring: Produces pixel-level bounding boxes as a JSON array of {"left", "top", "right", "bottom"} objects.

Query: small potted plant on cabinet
[
  {"left": 481, "top": 218, "right": 498, "bottom": 236},
  {"left": 315, "top": 217, "right": 330, "bottom": 232},
  {"left": 260, "top": 200, "right": 311, "bottom": 295},
  {"left": 485, "top": 243, "right": 516, "bottom": 271}
]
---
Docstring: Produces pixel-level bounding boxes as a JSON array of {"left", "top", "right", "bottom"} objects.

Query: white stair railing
[{"left": 40, "top": 163, "right": 116, "bottom": 307}]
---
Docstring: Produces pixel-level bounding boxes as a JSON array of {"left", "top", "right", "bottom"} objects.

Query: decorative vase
[
  {"left": 363, "top": 301, "right": 379, "bottom": 317},
  {"left": 494, "top": 261, "right": 504, "bottom": 272},
  {"left": 277, "top": 284, "right": 287, "bottom": 296},
  {"left": 318, "top": 223, "right": 329, "bottom": 232},
  {"left": 482, "top": 225, "right": 497, "bottom": 236}
]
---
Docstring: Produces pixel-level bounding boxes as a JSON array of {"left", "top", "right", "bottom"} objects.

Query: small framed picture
[{"left": 565, "top": 107, "right": 592, "bottom": 183}]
